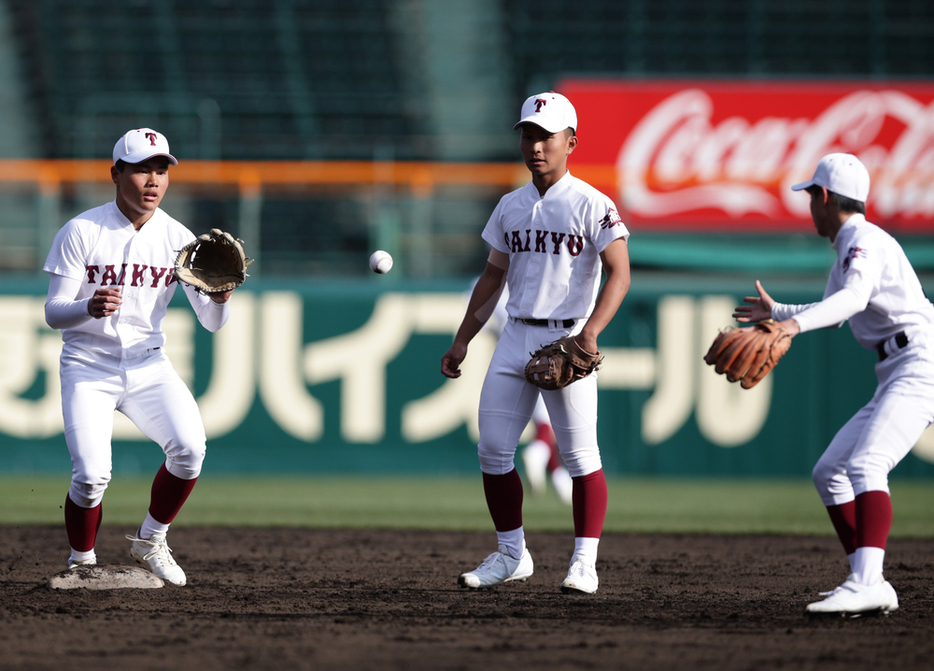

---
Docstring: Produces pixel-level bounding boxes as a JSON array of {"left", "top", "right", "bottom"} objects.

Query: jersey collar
[{"left": 831, "top": 213, "right": 865, "bottom": 252}]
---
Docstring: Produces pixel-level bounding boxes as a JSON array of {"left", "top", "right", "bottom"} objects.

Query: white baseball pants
[
  {"left": 60, "top": 347, "right": 207, "bottom": 508},
  {"left": 813, "top": 334, "right": 934, "bottom": 504},
  {"left": 477, "top": 319, "right": 602, "bottom": 478}
]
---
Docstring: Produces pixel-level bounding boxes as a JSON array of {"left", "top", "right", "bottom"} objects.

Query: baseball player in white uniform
[
  {"left": 441, "top": 92, "right": 631, "bottom": 594},
  {"left": 735, "top": 153, "right": 934, "bottom": 615},
  {"left": 473, "top": 277, "right": 574, "bottom": 504},
  {"left": 43, "top": 128, "right": 236, "bottom": 586}
]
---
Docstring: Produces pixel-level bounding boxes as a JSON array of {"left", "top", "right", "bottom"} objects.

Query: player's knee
[
  {"left": 477, "top": 442, "right": 516, "bottom": 475},
  {"left": 812, "top": 457, "right": 860, "bottom": 504},
  {"left": 811, "top": 455, "right": 838, "bottom": 489},
  {"left": 165, "top": 441, "right": 206, "bottom": 480},
  {"left": 561, "top": 446, "right": 602, "bottom": 478},
  {"left": 847, "top": 456, "right": 892, "bottom": 495},
  {"left": 69, "top": 479, "right": 107, "bottom": 508}
]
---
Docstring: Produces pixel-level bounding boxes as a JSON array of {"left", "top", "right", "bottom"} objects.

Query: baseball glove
[
  {"left": 703, "top": 319, "right": 792, "bottom": 389},
  {"left": 525, "top": 336, "right": 604, "bottom": 390},
  {"left": 174, "top": 229, "right": 252, "bottom": 293}
]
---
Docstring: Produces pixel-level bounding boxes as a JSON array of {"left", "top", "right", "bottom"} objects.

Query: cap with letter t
[
  {"left": 514, "top": 91, "right": 578, "bottom": 134},
  {"left": 791, "top": 153, "right": 869, "bottom": 202},
  {"left": 113, "top": 128, "right": 178, "bottom": 166}
]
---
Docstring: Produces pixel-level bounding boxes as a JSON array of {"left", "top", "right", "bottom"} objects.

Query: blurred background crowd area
[{"left": 0, "top": 0, "right": 932, "bottom": 279}]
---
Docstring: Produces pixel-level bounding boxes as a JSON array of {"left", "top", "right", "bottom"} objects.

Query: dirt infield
[{"left": 2, "top": 526, "right": 933, "bottom": 671}]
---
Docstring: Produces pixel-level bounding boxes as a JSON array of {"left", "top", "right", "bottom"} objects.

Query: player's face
[
  {"left": 112, "top": 156, "right": 170, "bottom": 225},
  {"left": 519, "top": 124, "right": 577, "bottom": 181}
]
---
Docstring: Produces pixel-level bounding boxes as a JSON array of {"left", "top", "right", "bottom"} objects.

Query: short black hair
[
  {"left": 806, "top": 185, "right": 866, "bottom": 215},
  {"left": 115, "top": 159, "right": 126, "bottom": 172},
  {"left": 829, "top": 191, "right": 866, "bottom": 215}
]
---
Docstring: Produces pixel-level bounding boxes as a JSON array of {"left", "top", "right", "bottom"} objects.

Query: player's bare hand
[
  {"left": 209, "top": 289, "right": 234, "bottom": 304},
  {"left": 733, "top": 280, "right": 775, "bottom": 323},
  {"left": 573, "top": 332, "right": 599, "bottom": 355},
  {"left": 87, "top": 287, "right": 123, "bottom": 319},
  {"left": 441, "top": 343, "right": 468, "bottom": 378}
]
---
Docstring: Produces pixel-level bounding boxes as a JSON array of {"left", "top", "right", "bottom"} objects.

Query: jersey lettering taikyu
[
  {"left": 43, "top": 201, "right": 196, "bottom": 358},
  {"left": 482, "top": 171, "right": 629, "bottom": 321},
  {"left": 773, "top": 213, "right": 934, "bottom": 350}
]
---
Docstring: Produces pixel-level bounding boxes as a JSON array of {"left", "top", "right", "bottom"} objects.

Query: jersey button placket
[{"left": 530, "top": 201, "right": 542, "bottom": 292}]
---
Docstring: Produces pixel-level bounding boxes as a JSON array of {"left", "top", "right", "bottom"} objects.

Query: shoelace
[
  {"left": 567, "top": 561, "right": 595, "bottom": 580},
  {"left": 819, "top": 574, "right": 858, "bottom": 597},
  {"left": 126, "top": 534, "right": 175, "bottom": 564},
  {"left": 474, "top": 552, "right": 505, "bottom": 572}
]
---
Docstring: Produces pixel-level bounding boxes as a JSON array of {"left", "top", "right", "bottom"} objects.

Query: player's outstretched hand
[
  {"left": 441, "top": 342, "right": 468, "bottom": 378},
  {"left": 88, "top": 287, "right": 123, "bottom": 319},
  {"left": 733, "top": 280, "right": 775, "bottom": 323}
]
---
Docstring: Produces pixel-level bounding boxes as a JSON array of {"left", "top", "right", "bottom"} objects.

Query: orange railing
[
  {"left": 5, "top": 160, "right": 608, "bottom": 274},
  {"left": 0, "top": 159, "right": 624, "bottom": 194}
]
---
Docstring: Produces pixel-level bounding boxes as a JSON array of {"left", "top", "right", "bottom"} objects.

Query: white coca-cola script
[{"left": 616, "top": 88, "right": 934, "bottom": 222}]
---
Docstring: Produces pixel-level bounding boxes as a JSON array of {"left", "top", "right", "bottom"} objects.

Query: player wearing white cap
[
  {"left": 734, "top": 153, "right": 934, "bottom": 615},
  {"left": 43, "top": 128, "right": 237, "bottom": 585},
  {"left": 441, "top": 92, "right": 631, "bottom": 594}
]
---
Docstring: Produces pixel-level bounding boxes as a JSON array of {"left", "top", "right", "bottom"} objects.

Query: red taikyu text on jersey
[
  {"left": 85, "top": 263, "right": 176, "bottom": 287},
  {"left": 482, "top": 172, "right": 629, "bottom": 322},
  {"left": 43, "top": 201, "right": 197, "bottom": 356}
]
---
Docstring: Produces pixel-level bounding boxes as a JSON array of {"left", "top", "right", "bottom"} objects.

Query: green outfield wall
[{"left": 3, "top": 275, "right": 934, "bottom": 479}]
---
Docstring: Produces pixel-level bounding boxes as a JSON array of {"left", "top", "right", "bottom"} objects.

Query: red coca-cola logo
[{"left": 560, "top": 79, "right": 934, "bottom": 231}]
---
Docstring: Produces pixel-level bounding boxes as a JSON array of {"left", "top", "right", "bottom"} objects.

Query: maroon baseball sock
[
  {"left": 572, "top": 469, "right": 608, "bottom": 538},
  {"left": 855, "top": 490, "right": 893, "bottom": 550},
  {"left": 149, "top": 464, "right": 198, "bottom": 525},
  {"left": 482, "top": 469, "right": 524, "bottom": 532},
  {"left": 64, "top": 495, "right": 102, "bottom": 552},
  {"left": 825, "top": 500, "right": 857, "bottom": 555}
]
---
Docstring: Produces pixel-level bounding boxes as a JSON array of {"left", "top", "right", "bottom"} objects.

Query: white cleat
[
  {"left": 459, "top": 542, "right": 534, "bottom": 589},
  {"left": 67, "top": 557, "right": 97, "bottom": 570},
  {"left": 127, "top": 529, "right": 187, "bottom": 586},
  {"left": 560, "top": 557, "right": 598, "bottom": 594},
  {"left": 806, "top": 574, "right": 898, "bottom": 616}
]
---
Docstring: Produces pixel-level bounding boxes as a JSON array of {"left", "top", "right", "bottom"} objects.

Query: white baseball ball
[{"left": 369, "top": 250, "right": 393, "bottom": 274}]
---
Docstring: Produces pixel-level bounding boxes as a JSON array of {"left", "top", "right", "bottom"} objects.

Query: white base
[{"left": 49, "top": 564, "right": 165, "bottom": 590}]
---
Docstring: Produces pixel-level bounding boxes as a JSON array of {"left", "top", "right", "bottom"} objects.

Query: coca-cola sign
[{"left": 559, "top": 79, "right": 934, "bottom": 231}]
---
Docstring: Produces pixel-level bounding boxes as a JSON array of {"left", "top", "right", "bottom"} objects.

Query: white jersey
[
  {"left": 772, "top": 213, "right": 934, "bottom": 351},
  {"left": 43, "top": 201, "right": 199, "bottom": 358},
  {"left": 481, "top": 171, "right": 629, "bottom": 321}
]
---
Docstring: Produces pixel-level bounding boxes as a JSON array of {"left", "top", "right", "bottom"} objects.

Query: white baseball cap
[
  {"left": 113, "top": 128, "right": 178, "bottom": 166},
  {"left": 513, "top": 91, "right": 578, "bottom": 134},
  {"left": 791, "top": 153, "right": 869, "bottom": 202}
]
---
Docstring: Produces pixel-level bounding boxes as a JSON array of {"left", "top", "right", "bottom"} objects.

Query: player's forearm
[
  {"left": 470, "top": 273, "right": 506, "bottom": 325},
  {"left": 452, "top": 313, "right": 485, "bottom": 349},
  {"left": 185, "top": 284, "right": 230, "bottom": 332},
  {"left": 45, "top": 273, "right": 92, "bottom": 329},
  {"left": 774, "top": 286, "right": 864, "bottom": 333},
  {"left": 770, "top": 299, "right": 825, "bottom": 321},
  {"left": 45, "top": 297, "right": 93, "bottom": 329}
]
